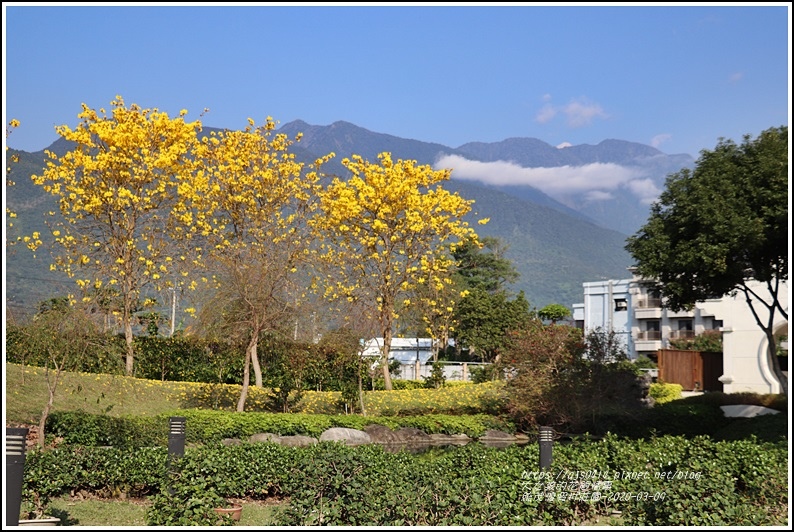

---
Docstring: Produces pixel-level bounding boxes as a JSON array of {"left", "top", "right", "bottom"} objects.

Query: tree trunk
[
  {"left": 236, "top": 338, "right": 255, "bottom": 412},
  {"left": 251, "top": 335, "right": 263, "bottom": 388},
  {"left": 357, "top": 353, "right": 367, "bottom": 415},
  {"left": 38, "top": 365, "right": 62, "bottom": 449},
  {"left": 766, "top": 330, "right": 788, "bottom": 396},
  {"left": 382, "top": 328, "right": 393, "bottom": 391},
  {"left": 124, "top": 315, "right": 134, "bottom": 376}
]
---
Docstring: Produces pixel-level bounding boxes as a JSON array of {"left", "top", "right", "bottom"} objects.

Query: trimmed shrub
[{"left": 649, "top": 382, "right": 683, "bottom": 404}]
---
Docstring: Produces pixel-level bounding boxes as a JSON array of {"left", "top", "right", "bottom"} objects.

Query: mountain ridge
[{"left": 6, "top": 120, "right": 693, "bottom": 315}]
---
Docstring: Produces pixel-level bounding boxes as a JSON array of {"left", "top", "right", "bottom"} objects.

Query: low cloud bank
[{"left": 435, "top": 154, "right": 661, "bottom": 205}]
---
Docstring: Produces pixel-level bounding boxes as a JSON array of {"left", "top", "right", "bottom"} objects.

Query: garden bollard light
[
  {"left": 6, "top": 427, "right": 29, "bottom": 527},
  {"left": 167, "top": 417, "right": 186, "bottom": 495},
  {"left": 539, "top": 426, "right": 553, "bottom": 471},
  {"left": 168, "top": 416, "right": 186, "bottom": 458}
]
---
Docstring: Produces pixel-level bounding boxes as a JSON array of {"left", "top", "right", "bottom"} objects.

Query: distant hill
[{"left": 5, "top": 120, "right": 693, "bottom": 317}]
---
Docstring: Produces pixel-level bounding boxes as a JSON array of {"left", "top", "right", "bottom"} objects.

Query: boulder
[
  {"left": 278, "top": 435, "right": 317, "bottom": 447},
  {"left": 221, "top": 438, "right": 243, "bottom": 446},
  {"left": 363, "top": 424, "right": 401, "bottom": 443},
  {"left": 478, "top": 429, "right": 515, "bottom": 441},
  {"left": 249, "top": 432, "right": 281, "bottom": 444},
  {"left": 428, "top": 433, "right": 471, "bottom": 445},
  {"left": 319, "top": 427, "right": 372, "bottom": 446},
  {"left": 392, "top": 427, "right": 430, "bottom": 442}
]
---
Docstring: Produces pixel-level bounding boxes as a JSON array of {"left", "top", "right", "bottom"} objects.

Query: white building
[
  {"left": 572, "top": 271, "right": 788, "bottom": 394},
  {"left": 361, "top": 337, "right": 436, "bottom": 365},
  {"left": 360, "top": 337, "right": 484, "bottom": 381}
]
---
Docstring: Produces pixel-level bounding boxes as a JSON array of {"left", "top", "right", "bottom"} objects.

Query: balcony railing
[
  {"left": 669, "top": 330, "right": 696, "bottom": 339},
  {"left": 636, "top": 298, "right": 662, "bottom": 309},
  {"left": 636, "top": 330, "right": 662, "bottom": 341}
]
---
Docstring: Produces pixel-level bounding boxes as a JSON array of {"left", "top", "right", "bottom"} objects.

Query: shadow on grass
[{"left": 582, "top": 393, "right": 787, "bottom": 443}]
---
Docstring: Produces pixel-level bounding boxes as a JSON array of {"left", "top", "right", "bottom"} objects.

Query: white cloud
[
  {"left": 563, "top": 99, "right": 609, "bottom": 128},
  {"left": 534, "top": 95, "right": 609, "bottom": 128},
  {"left": 556, "top": 142, "right": 572, "bottom": 149},
  {"left": 729, "top": 71, "right": 744, "bottom": 83},
  {"left": 583, "top": 190, "right": 614, "bottom": 202},
  {"left": 626, "top": 178, "right": 662, "bottom": 205},
  {"left": 650, "top": 134, "right": 671, "bottom": 148},
  {"left": 535, "top": 103, "right": 557, "bottom": 124},
  {"left": 436, "top": 155, "right": 651, "bottom": 203}
]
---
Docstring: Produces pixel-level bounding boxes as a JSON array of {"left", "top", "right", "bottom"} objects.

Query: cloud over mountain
[{"left": 434, "top": 154, "right": 661, "bottom": 206}]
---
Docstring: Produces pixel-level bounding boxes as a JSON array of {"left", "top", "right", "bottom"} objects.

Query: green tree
[
  {"left": 625, "top": 126, "right": 788, "bottom": 395},
  {"left": 538, "top": 303, "right": 572, "bottom": 324},
  {"left": 450, "top": 236, "right": 529, "bottom": 362},
  {"left": 20, "top": 301, "right": 104, "bottom": 448},
  {"left": 453, "top": 288, "right": 531, "bottom": 362},
  {"left": 452, "top": 236, "right": 518, "bottom": 293}
]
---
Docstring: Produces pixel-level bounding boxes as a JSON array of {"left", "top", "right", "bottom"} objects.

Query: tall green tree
[
  {"left": 453, "top": 236, "right": 519, "bottom": 293},
  {"left": 625, "top": 125, "right": 788, "bottom": 395},
  {"left": 451, "top": 236, "right": 529, "bottom": 362}
]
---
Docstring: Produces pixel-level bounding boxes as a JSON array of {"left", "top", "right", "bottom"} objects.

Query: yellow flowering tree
[
  {"left": 26, "top": 96, "right": 204, "bottom": 375},
  {"left": 5, "top": 118, "right": 21, "bottom": 247},
  {"left": 312, "top": 152, "right": 481, "bottom": 390},
  {"left": 413, "top": 252, "right": 469, "bottom": 363},
  {"left": 192, "top": 118, "right": 334, "bottom": 412}
]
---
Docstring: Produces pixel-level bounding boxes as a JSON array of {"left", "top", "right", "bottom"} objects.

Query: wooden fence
[{"left": 657, "top": 349, "right": 723, "bottom": 391}]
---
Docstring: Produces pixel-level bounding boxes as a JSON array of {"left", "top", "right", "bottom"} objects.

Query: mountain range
[{"left": 5, "top": 120, "right": 694, "bottom": 319}]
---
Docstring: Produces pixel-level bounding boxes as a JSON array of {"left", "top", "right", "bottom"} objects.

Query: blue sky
[{"left": 3, "top": 3, "right": 790, "bottom": 161}]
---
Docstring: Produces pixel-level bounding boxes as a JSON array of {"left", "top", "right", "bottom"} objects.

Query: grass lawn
[
  {"left": 45, "top": 495, "right": 285, "bottom": 526},
  {"left": 5, "top": 363, "right": 191, "bottom": 424}
]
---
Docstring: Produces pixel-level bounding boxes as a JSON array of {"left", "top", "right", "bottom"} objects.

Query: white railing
[
  {"left": 636, "top": 331, "right": 662, "bottom": 341},
  {"left": 636, "top": 297, "right": 662, "bottom": 308}
]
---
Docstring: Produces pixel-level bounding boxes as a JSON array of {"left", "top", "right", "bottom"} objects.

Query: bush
[
  {"left": 649, "top": 382, "right": 683, "bottom": 404},
  {"left": 501, "top": 324, "right": 651, "bottom": 433},
  {"left": 422, "top": 363, "right": 446, "bottom": 389},
  {"left": 146, "top": 456, "right": 234, "bottom": 526}
]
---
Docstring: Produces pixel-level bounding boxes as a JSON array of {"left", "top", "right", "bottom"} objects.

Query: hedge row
[
  {"left": 21, "top": 434, "right": 788, "bottom": 526},
  {"left": 45, "top": 410, "right": 516, "bottom": 447}
]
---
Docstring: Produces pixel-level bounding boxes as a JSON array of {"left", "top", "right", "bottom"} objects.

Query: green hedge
[
  {"left": 20, "top": 434, "right": 787, "bottom": 526},
  {"left": 45, "top": 410, "right": 515, "bottom": 447}
]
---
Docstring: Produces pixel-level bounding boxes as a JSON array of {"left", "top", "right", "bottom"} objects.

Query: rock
[
  {"left": 428, "top": 433, "right": 471, "bottom": 445},
  {"left": 277, "top": 435, "right": 317, "bottom": 447},
  {"left": 478, "top": 429, "right": 515, "bottom": 441},
  {"left": 363, "top": 424, "right": 401, "bottom": 443},
  {"left": 392, "top": 427, "right": 430, "bottom": 442},
  {"left": 319, "top": 427, "right": 372, "bottom": 445},
  {"left": 221, "top": 438, "right": 243, "bottom": 446},
  {"left": 249, "top": 432, "right": 280, "bottom": 444}
]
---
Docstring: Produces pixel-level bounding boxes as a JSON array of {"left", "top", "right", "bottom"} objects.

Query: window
[{"left": 614, "top": 298, "right": 628, "bottom": 311}]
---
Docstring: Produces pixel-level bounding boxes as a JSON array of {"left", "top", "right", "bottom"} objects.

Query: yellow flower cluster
[{"left": 295, "top": 381, "right": 504, "bottom": 416}]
